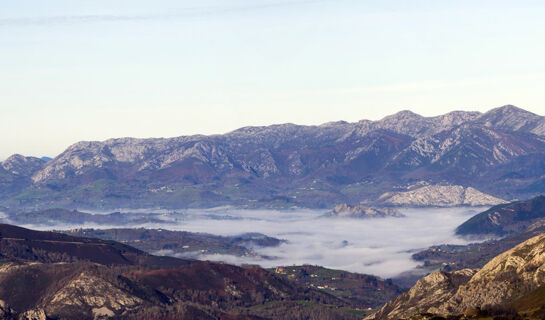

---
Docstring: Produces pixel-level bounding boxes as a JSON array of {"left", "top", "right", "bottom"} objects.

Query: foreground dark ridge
[
  {"left": 0, "top": 223, "right": 193, "bottom": 268},
  {"left": 1, "top": 105, "right": 545, "bottom": 209},
  {"left": 0, "top": 223, "right": 397, "bottom": 319}
]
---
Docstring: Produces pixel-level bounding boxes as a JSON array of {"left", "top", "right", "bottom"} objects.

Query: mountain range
[{"left": 2, "top": 105, "right": 545, "bottom": 209}]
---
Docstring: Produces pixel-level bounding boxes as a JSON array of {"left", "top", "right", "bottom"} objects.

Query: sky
[{"left": 1, "top": 0, "right": 545, "bottom": 159}]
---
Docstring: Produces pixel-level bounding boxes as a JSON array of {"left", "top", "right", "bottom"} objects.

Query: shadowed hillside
[
  {"left": 456, "top": 195, "right": 545, "bottom": 237},
  {"left": 0, "top": 224, "right": 389, "bottom": 319}
]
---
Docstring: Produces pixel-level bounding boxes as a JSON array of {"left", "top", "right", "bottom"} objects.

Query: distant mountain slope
[
  {"left": 410, "top": 196, "right": 545, "bottom": 273},
  {"left": 0, "top": 223, "right": 191, "bottom": 268},
  {"left": 456, "top": 195, "right": 545, "bottom": 237},
  {"left": 0, "top": 155, "right": 47, "bottom": 201},
  {"left": 475, "top": 105, "right": 545, "bottom": 135},
  {"left": 8, "top": 208, "right": 170, "bottom": 226},
  {"left": 414, "top": 216, "right": 545, "bottom": 271},
  {"left": 1, "top": 154, "right": 46, "bottom": 177},
  {"left": 63, "top": 227, "right": 284, "bottom": 259},
  {"left": 367, "top": 232, "right": 545, "bottom": 319},
  {"left": 2, "top": 105, "right": 545, "bottom": 209}
]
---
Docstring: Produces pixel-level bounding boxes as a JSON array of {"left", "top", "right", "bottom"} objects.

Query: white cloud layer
[{"left": 16, "top": 207, "right": 485, "bottom": 278}]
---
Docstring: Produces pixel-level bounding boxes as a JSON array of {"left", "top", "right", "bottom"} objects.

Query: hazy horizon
[{"left": 0, "top": 104, "right": 542, "bottom": 160}]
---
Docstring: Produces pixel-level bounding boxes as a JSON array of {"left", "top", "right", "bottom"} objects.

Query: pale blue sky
[{"left": 1, "top": 0, "right": 545, "bottom": 159}]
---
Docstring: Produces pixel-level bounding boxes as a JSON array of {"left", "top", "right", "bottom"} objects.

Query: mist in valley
[{"left": 7, "top": 207, "right": 486, "bottom": 278}]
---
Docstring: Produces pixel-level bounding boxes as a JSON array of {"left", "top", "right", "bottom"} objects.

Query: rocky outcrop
[
  {"left": 435, "top": 233, "right": 545, "bottom": 314},
  {"left": 326, "top": 204, "right": 404, "bottom": 218},
  {"left": 367, "top": 233, "right": 545, "bottom": 319},
  {"left": 45, "top": 272, "right": 144, "bottom": 318},
  {"left": 0, "top": 262, "right": 152, "bottom": 320},
  {"left": 18, "top": 309, "right": 48, "bottom": 320},
  {"left": 367, "top": 269, "right": 477, "bottom": 320},
  {"left": 378, "top": 185, "right": 506, "bottom": 207}
]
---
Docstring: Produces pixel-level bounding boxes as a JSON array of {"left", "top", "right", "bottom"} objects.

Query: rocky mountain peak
[
  {"left": 379, "top": 110, "right": 423, "bottom": 124},
  {"left": 476, "top": 104, "right": 545, "bottom": 135},
  {"left": 486, "top": 104, "right": 536, "bottom": 116},
  {"left": 434, "top": 110, "right": 481, "bottom": 127},
  {"left": 373, "top": 110, "right": 434, "bottom": 137},
  {"left": 481, "top": 105, "right": 540, "bottom": 123},
  {"left": 1, "top": 154, "right": 46, "bottom": 176}
]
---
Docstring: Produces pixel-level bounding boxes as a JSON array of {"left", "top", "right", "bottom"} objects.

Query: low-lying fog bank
[{"left": 9, "top": 207, "right": 486, "bottom": 278}]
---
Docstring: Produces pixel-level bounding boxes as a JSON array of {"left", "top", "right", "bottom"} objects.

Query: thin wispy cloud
[{"left": 0, "top": 0, "right": 328, "bottom": 27}]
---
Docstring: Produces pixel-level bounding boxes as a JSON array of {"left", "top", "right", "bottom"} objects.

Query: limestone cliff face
[
  {"left": 437, "top": 233, "right": 545, "bottom": 314},
  {"left": 366, "top": 269, "right": 477, "bottom": 320},
  {"left": 378, "top": 185, "right": 506, "bottom": 207},
  {"left": 368, "top": 233, "right": 545, "bottom": 319},
  {"left": 0, "top": 262, "right": 148, "bottom": 320},
  {"left": 44, "top": 272, "right": 144, "bottom": 319}
]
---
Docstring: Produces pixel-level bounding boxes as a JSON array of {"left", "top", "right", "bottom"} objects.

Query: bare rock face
[
  {"left": 44, "top": 272, "right": 144, "bottom": 318},
  {"left": 327, "top": 204, "right": 404, "bottom": 218},
  {"left": 371, "top": 110, "right": 482, "bottom": 138},
  {"left": 367, "top": 233, "right": 545, "bottom": 319},
  {"left": 475, "top": 105, "right": 545, "bottom": 136},
  {"left": 0, "top": 260, "right": 146, "bottom": 320},
  {"left": 0, "top": 299, "right": 14, "bottom": 319},
  {"left": 18, "top": 309, "right": 47, "bottom": 320},
  {"left": 1, "top": 154, "right": 45, "bottom": 177},
  {"left": 436, "top": 233, "right": 545, "bottom": 314},
  {"left": 378, "top": 185, "right": 507, "bottom": 207},
  {"left": 366, "top": 269, "right": 477, "bottom": 320}
]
